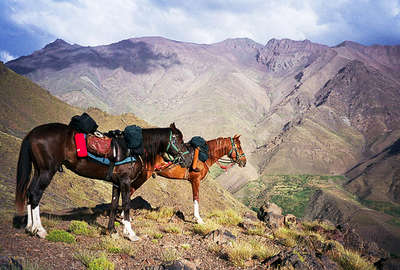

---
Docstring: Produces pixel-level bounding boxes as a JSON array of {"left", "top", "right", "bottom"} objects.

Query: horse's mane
[
  {"left": 206, "top": 137, "right": 229, "bottom": 158},
  {"left": 141, "top": 127, "right": 172, "bottom": 165}
]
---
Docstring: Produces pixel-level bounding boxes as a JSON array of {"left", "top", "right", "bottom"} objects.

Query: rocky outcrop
[
  {"left": 314, "top": 60, "right": 400, "bottom": 149},
  {"left": 305, "top": 189, "right": 400, "bottom": 256},
  {"left": 256, "top": 39, "right": 330, "bottom": 73}
]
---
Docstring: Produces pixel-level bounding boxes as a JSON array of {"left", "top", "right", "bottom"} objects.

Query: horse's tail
[{"left": 15, "top": 136, "right": 32, "bottom": 213}]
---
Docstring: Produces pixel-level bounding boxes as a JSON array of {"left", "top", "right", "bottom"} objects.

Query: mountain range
[
  {"left": 6, "top": 36, "right": 400, "bottom": 199},
  {"left": 5, "top": 36, "right": 400, "bottom": 254}
]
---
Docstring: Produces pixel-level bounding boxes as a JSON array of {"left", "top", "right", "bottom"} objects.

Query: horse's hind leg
[
  {"left": 25, "top": 169, "right": 39, "bottom": 233},
  {"left": 107, "top": 184, "right": 120, "bottom": 234},
  {"left": 120, "top": 177, "right": 139, "bottom": 242},
  {"left": 27, "top": 169, "right": 55, "bottom": 238}
]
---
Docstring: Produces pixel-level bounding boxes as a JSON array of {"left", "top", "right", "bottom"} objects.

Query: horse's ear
[{"left": 170, "top": 122, "right": 177, "bottom": 130}]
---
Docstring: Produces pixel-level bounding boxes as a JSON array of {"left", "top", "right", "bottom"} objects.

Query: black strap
[{"left": 105, "top": 161, "right": 115, "bottom": 181}]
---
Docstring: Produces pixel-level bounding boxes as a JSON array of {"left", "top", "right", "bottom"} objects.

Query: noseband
[
  {"left": 166, "top": 131, "right": 189, "bottom": 163},
  {"left": 228, "top": 137, "right": 245, "bottom": 164}
]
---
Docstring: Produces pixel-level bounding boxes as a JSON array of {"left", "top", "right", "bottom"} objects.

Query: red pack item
[{"left": 74, "top": 133, "right": 88, "bottom": 157}]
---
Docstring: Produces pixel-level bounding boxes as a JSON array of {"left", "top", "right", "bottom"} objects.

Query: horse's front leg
[
  {"left": 107, "top": 184, "right": 120, "bottom": 234},
  {"left": 121, "top": 178, "right": 140, "bottom": 241},
  {"left": 191, "top": 178, "right": 204, "bottom": 224}
]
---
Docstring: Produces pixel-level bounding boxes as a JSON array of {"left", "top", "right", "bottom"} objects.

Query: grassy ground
[
  {"left": 359, "top": 199, "right": 400, "bottom": 218},
  {"left": 233, "top": 174, "right": 348, "bottom": 218}
]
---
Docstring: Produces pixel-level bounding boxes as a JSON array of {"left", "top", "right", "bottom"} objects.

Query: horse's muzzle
[{"left": 239, "top": 159, "right": 246, "bottom": 167}]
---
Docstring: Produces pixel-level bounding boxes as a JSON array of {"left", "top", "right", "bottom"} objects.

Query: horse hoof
[
  {"left": 196, "top": 218, "right": 205, "bottom": 224},
  {"left": 37, "top": 229, "right": 48, "bottom": 239},
  {"left": 124, "top": 234, "right": 140, "bottom": 242}
]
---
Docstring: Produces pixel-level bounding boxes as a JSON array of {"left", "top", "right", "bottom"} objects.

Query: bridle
[
  {"left": 228, "top": 137, "right": 246, "bottom": 163},
  {"left": 216, "top": 137, "right": 246, "bottom": 170},
  {"left": 165, "top": 130, "right": 189, "bottom": 164}
]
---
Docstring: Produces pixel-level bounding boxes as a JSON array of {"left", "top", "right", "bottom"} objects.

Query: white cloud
[
  {"left": 0, "top": 50, "right": 16, "bottom": 62},
  {"left": 5, "top": 0, "right": 400, "bottom": 47}
]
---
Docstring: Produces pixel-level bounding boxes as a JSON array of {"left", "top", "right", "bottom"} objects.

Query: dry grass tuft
[
  {"left": 153, "top": 232, "right": 164, "bottom": 239},
  {"left": 226, "top": 239, "right": 280, "bottom": 267},
  {"left": 41, "top": 215, "right": 61, "bottom": 229},
  {"left": 192, "top": 221, "right": 220, "bottom": 236},
  {"left": 181, "top": 243, "right": 191, "bottom": 250},
  {"left": 160, "top": 248, "right": 181, "bottom": 263},
  {"left": 331, "top": 249, "right": 375, "bottom": 270},
  {"left": 92, "top": 236, "right": 135, "bottom": 256},
  {"left": 163, "top": 225, "right": 182, "bottom": 234},
  {"left": 303, "top": 220, "right": 336, "bottom": 231},
  {"left": 146, "top": 207, "right": 175, "bottom": 222},
  {"left": 246, "top": 222, "right": 267, "bottom": 236},
  {"left": 207, "top": 209, "right": 243, "bottom": 226},
  {"left": 208, "top": 243, "right": 223, "bottom": 254},
  {"left": 274, "top": 227, "right": 302, "bottom": 247}
]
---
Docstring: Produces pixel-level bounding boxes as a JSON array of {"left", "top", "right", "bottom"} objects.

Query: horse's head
[
  {"left": 228, "top": 135, "right": 246, "bottom": 167},
  {"left": 166, "top": 123, "right": 187, "bottom": 158}
]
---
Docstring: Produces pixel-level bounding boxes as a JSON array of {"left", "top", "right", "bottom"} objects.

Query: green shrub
[
  {"left": 88, "top": 254, "right": 114, "bottom": 270},
  {"left": 153, "top": 232, "right": 164, "bottom": 239},
  {"left": 181, "top": 243, "right": 191, "bottom": 250},
  {"left": 46, "top": 230, "right": 76, "bottom": 243},
  {"left": 74, "top": 250, "right": 95, "bottom": 267},
  {"left": 69, "top": 220, "right": 97, "bottom": 236}
]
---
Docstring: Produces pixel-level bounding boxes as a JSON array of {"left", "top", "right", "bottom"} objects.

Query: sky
[{"left": 1, "top": 0, "right": 400, "bottom": 62}]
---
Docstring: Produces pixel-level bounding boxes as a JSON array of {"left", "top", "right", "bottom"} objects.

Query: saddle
[
  {"left": 87, "top": 130, "right": 132, "bottom": 162},
  {"left": 86, "top": 133, "right": 113, "bottom": 158}
]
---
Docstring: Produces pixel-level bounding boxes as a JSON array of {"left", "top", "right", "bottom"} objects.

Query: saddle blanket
[{"left": 74, "top": 133, "right": 135, "bottom": 165}]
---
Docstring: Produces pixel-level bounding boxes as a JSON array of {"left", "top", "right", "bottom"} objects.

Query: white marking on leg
[
  {"left": 121, "top": 211, "right": 131, "bottom": 221},
  {"left": 194, "top": 200, "right": 204, "bottom": 224},
  {"left": 32, "top": 205, "right": 47, "bottom": 238},
  {"left": 26, "top": 204, "right": 32, "bottom": 232},
  {"left": 122, "top": 219, "right": 140, "bottom": 241}
]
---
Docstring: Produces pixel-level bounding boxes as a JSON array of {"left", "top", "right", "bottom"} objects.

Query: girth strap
[{"left": 105, "top": 161, "right": 115, "bottom": 181}]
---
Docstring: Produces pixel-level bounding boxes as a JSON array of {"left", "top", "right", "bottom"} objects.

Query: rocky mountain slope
[
  {"left": 6, "top": 37, "right": 400, "bottom": 177},
  {"left": 1, "top": 52, "right": 398, "bottom": 268},
  {"left": 5, "top": 37, "right": 400, "bottom": 260}
]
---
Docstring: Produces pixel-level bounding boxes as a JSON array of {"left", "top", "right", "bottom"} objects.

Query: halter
[
  {"left": 216, "top": 137, "right": 246, "bottom": 170},
  {"left": 228, "top": 137, "right": 246, "bottom": 163},
  {"left": 166, "top": 131, "right": 189, "bottom": 163}
]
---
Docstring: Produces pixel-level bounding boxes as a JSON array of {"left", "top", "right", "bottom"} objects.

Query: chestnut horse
[
  {"left": 15, "top": 123, "right": 186, "bottom": 241},
  {"left": 130, "top": 135, "right": 246, "bottom": 224}
]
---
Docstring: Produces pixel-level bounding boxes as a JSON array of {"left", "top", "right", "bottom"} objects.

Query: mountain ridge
[{"left": 5, "top": 37, "right": 400, "bottom": 218}]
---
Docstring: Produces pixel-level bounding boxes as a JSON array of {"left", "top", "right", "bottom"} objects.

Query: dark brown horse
[
  {"left": 15, "top": 122, "right": 186, "bottom": 241},
  {"left": 130, "top": 135, "right": 246, "bottom": 224}
]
